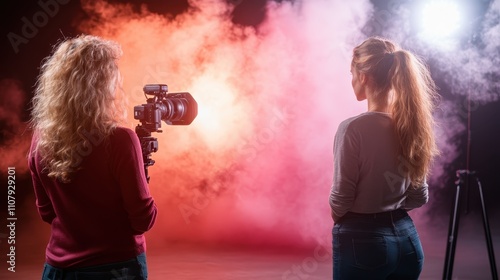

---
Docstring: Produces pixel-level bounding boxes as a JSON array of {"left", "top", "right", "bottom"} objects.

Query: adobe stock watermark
[
  {"left": 178, "top": 187, "right": 218, "bottom": 225},
  {"left": 111, "top": 268, "right": 136, "bottom": 280},
  {"left": 228, "top": 0, "right": 244, "bottom": 6},
  {"left": 282, "top": 167, "right": 332, "bottom": 279},
  {"left": 176, "top": 168, "right": 241, "bottom": 225},
  {"left": 384, "top": 155, "right": 415, "bottom": 193},
  {"left": 7, "top": 0, "right": 71, "bottom": 54},
  {"left": 282, "top": 239, "right": 331, "bottom": 280},
  {"left": 363, "top": 0, "right": 406, "bottom": 36},
  {"left": 70, "top": 128, "right": 105, "bottom": 169},
  {"left": 457, "top": 97, "right": 480, "bottom": 119},
  {"left": 6, "top": 167, "right": 17, "bottom": 273},
  {"left": 177, "top": 102, "right": 296, "bottom": 224},
  {"left": 237, "top": 103, "right": 296, "bottom": 162},
  {"left": 336, "top": 0, "right": 405, "bottom": 68}
]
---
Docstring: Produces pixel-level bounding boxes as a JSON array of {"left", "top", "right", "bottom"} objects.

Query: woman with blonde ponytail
[
  {"left": 329, "top": 37, "right": 438, "bottom": 279},
  {"left": 28, "top": 35, "right": 157, "bottom": 279}
]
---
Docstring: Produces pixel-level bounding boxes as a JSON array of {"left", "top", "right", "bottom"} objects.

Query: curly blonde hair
[
  {"left": 352, "top": 37, "right": 439, "bottom": 186},
  {"left": 31, "top": 35, "right": 126, "bottom": 183}
]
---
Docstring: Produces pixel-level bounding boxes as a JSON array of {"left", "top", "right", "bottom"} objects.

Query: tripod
[
  {"left": 442, "top": 170, "right": 498, "bottom": 280},
  {"left": 135, "top": 124, "right": 158, "bottom": 183}
]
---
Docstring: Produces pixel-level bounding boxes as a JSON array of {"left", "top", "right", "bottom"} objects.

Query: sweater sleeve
[
  {"left": 329, "top": 121, "right": 360, "bottom": 222},
  {"left": 28, "top": 136, "right": 56, "bottom": 224},
  {"left": 112, "top": 128, "right": 158, "bottom": 234}
]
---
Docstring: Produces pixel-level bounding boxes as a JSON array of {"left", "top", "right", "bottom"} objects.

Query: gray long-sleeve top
[{"left": 329, "top": 112, "right": 428, "bottom": 222}]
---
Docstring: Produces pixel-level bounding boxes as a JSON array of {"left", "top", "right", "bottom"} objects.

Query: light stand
[
  {"left": 442, "top": 70, "right": 498, "bottom": 280},
  {"left": 415, "top": 2, "right": 498, "bottom": 278},
  {"left": 442, "top": 170, "right": 498, "bottom": 280}
]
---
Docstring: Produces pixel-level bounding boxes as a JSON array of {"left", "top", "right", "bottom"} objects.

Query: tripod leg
[
  {"left": 443, "top": 181, "right": 462, "bottom": 280},
  {"left": 476, "top": 176, "right": 499, "bottom": 280}
]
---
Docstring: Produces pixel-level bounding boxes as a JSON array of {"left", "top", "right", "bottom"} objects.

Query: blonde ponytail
[
  {"left": 352, "top": 37, "right": 439, "bottom": 186},
  {"left": 390, "top": 50, "right": 439, "bottom": 186}
]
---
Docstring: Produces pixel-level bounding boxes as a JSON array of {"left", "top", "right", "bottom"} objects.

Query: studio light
[{"left": 418, "top": 0, "right": 463, "bottom": 48}]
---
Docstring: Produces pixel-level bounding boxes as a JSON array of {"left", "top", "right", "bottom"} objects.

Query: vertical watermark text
[{"left": 6, "top": 167, "right": 17, "bottom": 272}]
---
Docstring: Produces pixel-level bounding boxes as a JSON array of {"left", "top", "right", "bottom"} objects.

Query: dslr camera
[{"left": 134, "top": 84, "right": 198, "bottom": 181}]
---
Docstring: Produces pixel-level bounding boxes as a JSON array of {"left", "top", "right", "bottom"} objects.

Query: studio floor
[
  {"left": 1, "top": 213, "right": 499, "bottom": 280},
  {"left": 2, "top": 235, "right": 499, "bottom": 279}
]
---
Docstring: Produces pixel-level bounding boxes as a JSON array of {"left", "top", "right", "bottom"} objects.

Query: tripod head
[{"left": 455, "top": 169, "right": 477, "bottom": 184}]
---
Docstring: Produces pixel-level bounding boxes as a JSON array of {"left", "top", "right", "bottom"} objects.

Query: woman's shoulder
[
  {"left": 109, "top": 126, "right": 140, "bottom": 144},
  {"left": 342, "top": 112, "right": 391, "bottom": 127},
  {"left": 113, "top": 126, "right": 135, "bottom": 136},
  {"left": 338, "top": 112, "right": 392, "bottom": 135}
]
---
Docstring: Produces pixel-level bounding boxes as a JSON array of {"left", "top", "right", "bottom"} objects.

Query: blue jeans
[
  {"left": 41, "top": 252, "right": 148, "bottom": 280},
  {"left": 332, "top": 209, "right": 424, "bottom": 280}
]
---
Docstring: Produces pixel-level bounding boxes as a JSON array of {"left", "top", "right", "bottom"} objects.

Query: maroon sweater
[{"left": 29, "top": 127, "right": 157, "bottom": 268}]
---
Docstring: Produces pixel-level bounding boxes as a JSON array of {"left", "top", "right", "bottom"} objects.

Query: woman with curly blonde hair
[
  {"left": 329, "top": 37, "right": 439, "bottom": 279},
  {"left": 29, "top": 35, "right": 157, "bottom": 279}
]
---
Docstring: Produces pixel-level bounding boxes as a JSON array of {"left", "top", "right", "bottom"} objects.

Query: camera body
[
  {"left": 134, "top": 84, "right": 198, "bottom": 182},
  {"left": 134, "top": 84, "right": 198, "bottom": 133}
]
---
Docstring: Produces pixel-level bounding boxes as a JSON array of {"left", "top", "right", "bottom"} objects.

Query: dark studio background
[{"left": 0, "top": 0, "right": 499, "bottom": 278}]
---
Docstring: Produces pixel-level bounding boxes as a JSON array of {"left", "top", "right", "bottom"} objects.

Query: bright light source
[{"left": 419, "top": 1, "right": 462, "bottom": 41}]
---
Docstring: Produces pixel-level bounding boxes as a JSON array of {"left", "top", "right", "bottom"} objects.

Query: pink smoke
[{"left": 76, "top": 0, "right": 369, "bottom": 248}]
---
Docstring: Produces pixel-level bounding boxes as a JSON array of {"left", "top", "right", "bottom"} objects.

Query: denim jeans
[
  {"left": 332, "top": 209, "right": 424, "bottom": 280},
  {"left": 41, "top": 252, "right": 148, "bottom": 280}
]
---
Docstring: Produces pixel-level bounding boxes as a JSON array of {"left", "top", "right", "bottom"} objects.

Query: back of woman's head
[
  {"left": 31, "top": 34, "right": 126, "bottom": 183},
  {"left": 352, "top": 37, "right": 439, "bottom": 186}
]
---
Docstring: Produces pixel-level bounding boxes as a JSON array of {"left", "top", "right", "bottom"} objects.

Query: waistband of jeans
[
  {"left": 343, "top": 209, "right": 408, "bottom": 220},
  {"left": 48, "top": 252, "right": 145, "bottom": 272}
]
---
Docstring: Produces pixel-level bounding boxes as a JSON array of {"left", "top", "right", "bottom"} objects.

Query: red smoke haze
[{"left": 77, "top": 0, "right": 368, "bottom": 249}]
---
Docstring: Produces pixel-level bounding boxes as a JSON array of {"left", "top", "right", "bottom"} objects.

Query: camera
[
  {"left": 134, "top": 84, "right": 198, "bottom": 182},
  {"left": 134, "top": 84, "right": 198, "bottom": 131}
]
